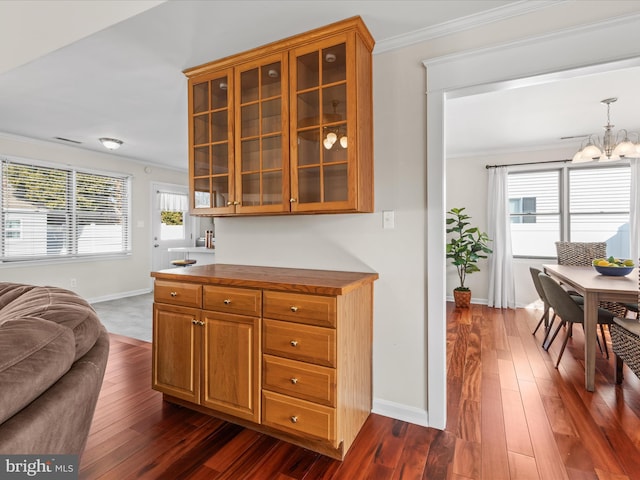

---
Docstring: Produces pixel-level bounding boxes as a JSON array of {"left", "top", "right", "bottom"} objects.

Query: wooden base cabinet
[
  {"left": 152, "top": 280, "right": 261, "bottom": 423},
  {"left": 151, "top": 264, "right": 378, "bottom": 460}
]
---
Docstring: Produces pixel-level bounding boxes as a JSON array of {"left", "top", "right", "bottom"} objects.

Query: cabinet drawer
[
  {"left": 264, "top": 291, "right": 336, "bottom": 327},
  {"left": 263, "top": 354, "right": 335, "bottom": 406},
  {"left": 262, "top": 390, "right": 336, "bottom": 444},
  {"left": 203, "top": 286, "right": 261, "bottom": 316},
  {"left": 263, "top": 319, "right": 336, "bottom": 367},
  {"left": 154, "top": 280, "right": 202, "bottom": 308}
]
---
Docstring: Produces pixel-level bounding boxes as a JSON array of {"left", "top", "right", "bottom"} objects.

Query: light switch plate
[{"left": 383, "top": 210, "right": 395, "bottom": 229}]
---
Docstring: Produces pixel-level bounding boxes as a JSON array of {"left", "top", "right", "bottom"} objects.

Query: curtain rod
[{"left": 485, "top": 159, "right": 571, "bottom": 169}]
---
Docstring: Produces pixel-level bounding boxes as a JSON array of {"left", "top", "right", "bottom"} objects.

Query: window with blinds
[
  {"left": 569, "top": 166, "right": 631, "bottom": 253},
  {"left": 1, "top": 158, "right": 131, "bottom": 262},
  {"left": 508, "top": 170, "right": 560, "bottom": 257},
  {"left": 507, "top": 164, "right": 631, "bottom": 258}
]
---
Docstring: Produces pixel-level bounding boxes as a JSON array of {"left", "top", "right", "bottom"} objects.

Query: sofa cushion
[
  {"left": 0, "top": 318, "right": 76, "bottom": 424},
  {"left": 0, "top": 283, "right": 102, "bottom": 361}
]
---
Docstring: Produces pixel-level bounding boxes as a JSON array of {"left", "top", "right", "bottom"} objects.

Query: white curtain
[
  {"left": 158, "top": 191, "right": 188, "bottom": 212},
  {"left": 631, "top": 158, "right": 640, "bottom": 264},
  {"left": 487, "top": 167, "right": 516, "bottom": 308}
]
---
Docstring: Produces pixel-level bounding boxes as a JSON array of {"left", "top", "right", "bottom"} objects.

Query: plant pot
[{"left": 453, "top": 289, "right": 471, "bottom": 308}]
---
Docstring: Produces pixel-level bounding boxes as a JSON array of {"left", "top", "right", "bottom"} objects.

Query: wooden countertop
[{"left": 151, "top": 263, "right": 379, "bottom": 296}]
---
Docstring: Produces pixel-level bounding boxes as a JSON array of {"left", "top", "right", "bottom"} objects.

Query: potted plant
[{"left": 446, "top": 207, "right": 493, "bottom": 308}]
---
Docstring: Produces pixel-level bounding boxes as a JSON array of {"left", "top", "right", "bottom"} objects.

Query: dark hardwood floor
[{"left": 80, "top": 304, "right": 640, "bottom": 479}]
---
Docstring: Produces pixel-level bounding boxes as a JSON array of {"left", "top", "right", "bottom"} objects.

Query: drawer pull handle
[
  {"left": 290, "top": 340, "right": 298, "bottom": 347},
  {"left": 170, "top": 292, "right": 177, "bottom": 297},
  {"left": 290, "top": 378, "right": 298, "bottom": 385},
  {"left": 290, "top": 306, "right": 298, "bottom": 312},
  {"left": 290, "top": 416, "right": 298, "bottom": 424},
  {"left": 223, "top": 299, "right": 232, "bottom": 305}
]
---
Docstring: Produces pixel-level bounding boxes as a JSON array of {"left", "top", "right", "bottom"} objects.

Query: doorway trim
[{"left": 423, "top": 14, "right": 640, "bottom": 429}]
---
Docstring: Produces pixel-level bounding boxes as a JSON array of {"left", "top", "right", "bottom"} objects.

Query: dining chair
[
  {"left": 529, "top": 267, "right": 556, "bottom": 344},
  {"left": 554, "top": 241, "right": 607, "bottom": 266},
  {"left": 538, "top": 272, "right": 616, "bottom": 368},
  {"left": 610, "top": 316, "right": 640, "bottom": 384},
  {"left": 531, "top": 267, "right": 596, "bottom": 352}
]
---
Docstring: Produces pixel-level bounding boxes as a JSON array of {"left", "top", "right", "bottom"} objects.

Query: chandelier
[{"left": 571, "top": 97, "right": 640, "bottom": 163}]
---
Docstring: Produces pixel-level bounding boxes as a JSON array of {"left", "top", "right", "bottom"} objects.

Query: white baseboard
[
  {"left": 372, "top": 398, "right": 429, "bottom": 427},
  {"left": 88, "top": 288, "right": 152, "bottom": 304}
]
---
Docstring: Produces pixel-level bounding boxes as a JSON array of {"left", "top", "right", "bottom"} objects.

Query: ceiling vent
[{"left": 53, "top": 136, "right": 82, "bottom": 144}]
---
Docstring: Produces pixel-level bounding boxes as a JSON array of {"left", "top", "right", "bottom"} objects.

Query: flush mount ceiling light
[
  {"left": 99, "top": 137, "right": 123, "bottom": 150},
  {"left": 572, "top": 98, "right": 640, "bottom": 163}
]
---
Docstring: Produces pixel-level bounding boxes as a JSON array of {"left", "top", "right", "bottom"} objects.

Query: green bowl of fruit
[{"left": 592, "top": 257, "right": 635, "bottom": 276}]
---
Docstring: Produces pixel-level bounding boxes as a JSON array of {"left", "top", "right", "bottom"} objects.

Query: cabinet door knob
[
  {"left": 290, "top": 377, "right": 298, "bottom": 385},
  {"left": 290, "top": 306, "right": 298, "bottom": 312},
  {"left": 227, "top": 201, "right": 233, "bottom": 206},
  {"left": 223, "top": 299, "right": 232, "bottom": 305},
  {"left": 198, "top": 320, "right": 205, "bottom": 326},
  {"left": 289, "top": 198, "right": 297, "bottom": 203},
  {"left": 170, "top": 292, "right": 177, "bottom": 297},
  {"left": 233, "top": 201, "right": 240, "bottom": 205},
  {"left": 290, "top": 416, "right": 298, "bottom": 424},
  {"left": 192, "top": 319, "right": 198, "bottom": 325},
  {"left": 290, "top": 340, "right": 298, "bottom": 347}
]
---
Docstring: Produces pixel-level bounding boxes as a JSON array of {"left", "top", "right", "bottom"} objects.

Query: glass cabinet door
[
  {"left": 291, "top": 38, "right": 352, "bottom": 211},
  {"left": 235, "top": 53, "right": 288, "bottom": 213},
  {"left": 190, "top": 68, "right": 235, "bottom": 213}
]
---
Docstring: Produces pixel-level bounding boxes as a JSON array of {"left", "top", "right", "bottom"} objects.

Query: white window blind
[
  {"left": 1, "top": 158, "right": 131, "bottom": 262},
  {"left": 507, "top": 164, "right": 631, "bottom": 258},
  {"left": 569, "top": 165, "right": 630, "bottom": 253},
  {"left": 508, "top": 170, "right": 560, "bottom": 257}
]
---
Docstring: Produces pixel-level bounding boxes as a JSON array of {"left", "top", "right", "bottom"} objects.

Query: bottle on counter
[{"left": 205, "top": 230, "right": 215, "bottom": 249}]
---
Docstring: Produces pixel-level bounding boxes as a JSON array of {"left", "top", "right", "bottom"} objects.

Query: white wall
[{"left": 0, "top": 133, "right": 187, "bottom": 301}]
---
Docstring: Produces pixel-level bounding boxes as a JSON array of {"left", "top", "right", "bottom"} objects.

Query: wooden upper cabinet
[
  {"left": 189, "top": 68, "right": 235, "bottom": 215},
  {"left": 235, "top": 53, "right": 290, "bottom": 214},
  {"left": 185, "top": 17, "right": 374, "bottom": 216},
  {"left": 290, "top": 32, "right": 372, "bottom": 213}
]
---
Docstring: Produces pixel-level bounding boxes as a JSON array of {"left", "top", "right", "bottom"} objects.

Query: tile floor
[{"left": 91, "top": 293, "right": 153, "bottom": 342}]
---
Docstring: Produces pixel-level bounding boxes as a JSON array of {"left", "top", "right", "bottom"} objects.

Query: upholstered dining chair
[
  {"left": 530, "top": 267, "right": 595, "bottom": 352},
  {"left": 538, "top": 272, "right": 616, "bottom": 367},
  {"left": 529, "top": 267, "right": 557, "bottom": 345}
]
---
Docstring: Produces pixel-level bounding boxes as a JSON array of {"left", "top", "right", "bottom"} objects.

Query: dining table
[{"left": 543, "top": 264, "right": 639, "bottom": 391}]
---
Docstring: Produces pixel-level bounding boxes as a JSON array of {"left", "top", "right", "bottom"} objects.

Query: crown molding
[{"left": 374, "top": 0, "right": 561, "bottom": 54}]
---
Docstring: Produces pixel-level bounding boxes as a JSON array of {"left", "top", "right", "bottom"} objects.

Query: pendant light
[{"left": 572, "top": 98, "right": 640, "bottom": 163}]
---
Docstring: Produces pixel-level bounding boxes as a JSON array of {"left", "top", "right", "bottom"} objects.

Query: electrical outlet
[{"left": 70, "top": 278, "right": 77, "bottom": 288}]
